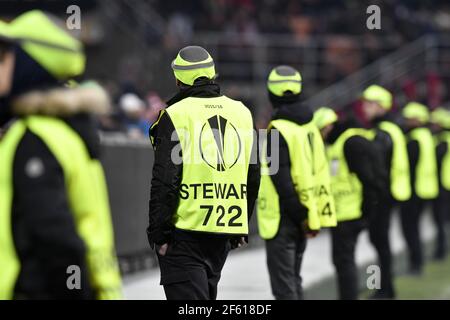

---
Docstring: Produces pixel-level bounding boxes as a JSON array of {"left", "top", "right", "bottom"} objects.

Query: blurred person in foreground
[
  {"left": 257, "top": 67, "right": 336, "bottom": 300},
  {"left": 400, "top": 102, "right": 439, "bottom": 275},
  {"left": 0, "top": 11, "right": 122, "bottom": 299},
  {"left": 315, "top": 107, "right": 382, "bottom": 300},
  {"left": 361, "top": 85, "right": 411, "bottom": 299},
  {"left": 147, "top": 46, "right": 260, "bottom": 300},
  {"left": 430, "top": 107, "right": 450, "bottom": 260}
]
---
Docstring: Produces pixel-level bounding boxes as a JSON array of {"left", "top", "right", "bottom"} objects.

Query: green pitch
[{"left": 395, "top": 255, "right": 450, "bottom": 300}]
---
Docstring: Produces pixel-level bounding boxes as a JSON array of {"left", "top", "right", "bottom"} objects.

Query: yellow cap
[
  {"left": 362, "top": 85, "right": 393, "bottom": 110},
  {"left": 430, "top": 107, "right": 450, "bottom": 129},
  {"left": 314, "top": 107, "right": 338, "bottom": 130},
  {"left": 171, "top": 46, "right": 216, "bottom": 86},
  {"left": 267, "top": 65, "right": 302, "bottom": 97},
  {"left": 402, "top": 102, "right": 430, "bottom": 124},
  {"left": 0, "top": 10, "right": 85, "bottom": 80}
]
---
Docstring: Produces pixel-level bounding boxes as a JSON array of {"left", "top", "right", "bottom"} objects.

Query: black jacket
[
  {"left": 147, "top": 83, "right": 260, "bottom": 246},
  {"left": 327, "top": 118, "right": 384, "bottom": 220},
  {"left": 371, "top": 114, "right": 398, "bottom": 199},
  {"left": 406, "top": 138, "right": 420, "bottom": 197},
  {"left": 9, "top": 87, "right": 109, "bottom": 299},
  {"left": 266, "top": 102, "right": 312, "bottom": 227}
]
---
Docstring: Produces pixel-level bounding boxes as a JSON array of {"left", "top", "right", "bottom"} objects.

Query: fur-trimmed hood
[{"left": 11, "top": 85, "right": 111, "bottom": 117}]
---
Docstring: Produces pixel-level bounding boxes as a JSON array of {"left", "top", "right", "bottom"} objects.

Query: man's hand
[
  {"left": 230, "top": 237, "right": 247, "bottom": 250},
  {"left": 302, "top": 220, "right": 319, "bottom": 238},
  {"left": 157, "top": 243, "right": 169, "bottom": 256}
]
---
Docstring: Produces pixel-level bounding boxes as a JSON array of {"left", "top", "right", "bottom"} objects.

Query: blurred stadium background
[{"left": 3, "top": 0, "right": 450, "bottom": 299}]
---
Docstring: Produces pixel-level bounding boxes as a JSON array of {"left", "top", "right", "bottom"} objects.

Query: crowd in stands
[
  {"left": 153, "top": 0, "right": 449, "bottom": 46},
  {"left": 94, "top": 0, "right": 450, "bottom": 138}
]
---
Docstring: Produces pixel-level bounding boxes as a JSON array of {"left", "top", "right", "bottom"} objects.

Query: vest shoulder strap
[{"left": 25, "top": 115, "right": 89, "bottom": 179}]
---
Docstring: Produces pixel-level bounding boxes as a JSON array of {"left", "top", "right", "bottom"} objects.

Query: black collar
[{"left": 166, "top": 82, "right": 221, "bottom": 107}]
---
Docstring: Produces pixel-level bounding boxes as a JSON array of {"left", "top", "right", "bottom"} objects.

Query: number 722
[{"left": 201, "top": 205, "right": 243, "bottom": 227}]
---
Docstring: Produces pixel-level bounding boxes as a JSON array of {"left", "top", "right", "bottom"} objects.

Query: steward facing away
[
  {"left": 400, "top": 102, "right": 439, "bottom": 275},
  {"left": 257, "top": 66, "right": 336, "bottom": 300},
  {"left": 147, "top": 46, "right": 260, "bottom": 300},
  {"left": 361, "top": 85, "right": 410, "bottom": 299},
  {"left": 315, "top": 107, "right": 383, "bottom": 300},
  {"left": 0, "top": 11, "right": 122, "bottom": 299}
]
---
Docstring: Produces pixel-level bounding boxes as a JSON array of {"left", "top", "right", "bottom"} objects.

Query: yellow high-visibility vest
[
  {"left": 328, "top": 128, "right": 375, "bottom": 222},
  {"left": 378, "top": 121, "right": 411, "bottom": 201},
  {"left": 161, "top": 96, "right": 255, "bottom": 235},
  {"left": 409, "top": 127, "right": 439, "bottom": 199},
  {"left": 0, "top": 116, "right": 122, "bottom": 300},
  {"left": 436, "top": 132, "right": 450, "bottom": 191},
  {"left": 257, "top": 119, "right": 336, "bottom": 240}
]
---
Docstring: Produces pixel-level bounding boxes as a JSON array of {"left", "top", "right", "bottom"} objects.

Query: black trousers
[
  {"left": 400, "top": 196, "right": 426, "bottom": 272},
  {"left": 368, "top": 199, "right": 395, "bottom": 297},
  {"left": 432, "top": 189, "right": 449, "bottom": 259},
  {"left": 266, "top": 216, "right": 307, "bottom": 300},
  {"left": 157, "top": 238, "right": 230, "bottom": 300},
  {"left": 331, "top": 219, "right": 365, "bottom": 300}
]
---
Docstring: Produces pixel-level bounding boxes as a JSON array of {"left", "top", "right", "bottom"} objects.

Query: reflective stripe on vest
[
  {"left": 437, "top": 132, "right": 450, "bottom": 191},
  {"left": 409, "top": 127, "right": 439, "bottom": 199},
  {"left": 257, "top": 119, "right": 336, "bottom": 240},
  {"left": 378, "top": 121, "right": 411, "bottom": 201},
  {"left": 165, "top": 96, "right": 254, "bottom": 235},
  {"left": 328, "top": 128, "right": 375, "bottom": 222},
  {"left": 0, "top": 116, "right": 122, "bottom": 299}
]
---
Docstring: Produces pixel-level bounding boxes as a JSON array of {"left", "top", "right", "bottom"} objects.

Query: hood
[
  {"left": 272, "top": 101, "right": 313, "bottom": 125},
  {"left": 11, "top": 85, "right": 111, "bottom": 117}
]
